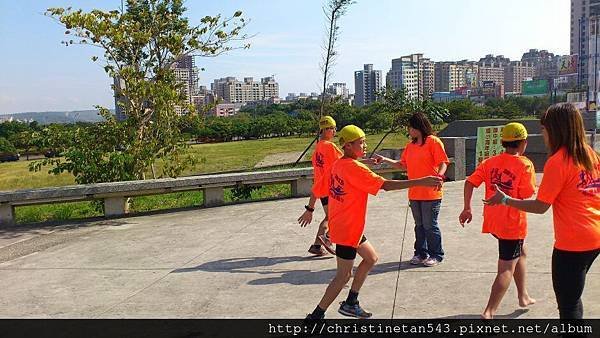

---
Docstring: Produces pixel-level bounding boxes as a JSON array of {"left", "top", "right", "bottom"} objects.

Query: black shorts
[
  {"left": 320, "top": 197, "right": 329, "bottom": 206},
  {"left": 335, "top": 235, "right": 368, "bottom": 260},
  {"left": 496, "top": 237, "right": 524, "bottom": 261}
]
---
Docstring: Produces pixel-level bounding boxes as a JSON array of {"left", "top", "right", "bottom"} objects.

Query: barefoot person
[
  {"left": 298, "top": 116, "right": 342, "bottom": 256},
  {"left": 459, "top": 122, "right": 537, "bottom": 319},
  {"left": 373, "top": 112, "right": 449, "bottom": 267},
  {"left": 305, "top": 125, "right": 442, "bottom": 319},
  {"left": 484, "top": 103, "right": 600, "bottom": 319}
]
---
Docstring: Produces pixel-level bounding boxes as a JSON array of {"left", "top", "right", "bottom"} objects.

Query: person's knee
[{"left": 364, "top": 253, "right": 378, "bottom": 267}]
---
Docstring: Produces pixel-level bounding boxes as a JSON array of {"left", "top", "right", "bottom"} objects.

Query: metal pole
[{"left": 588, "top": 20, "right": 598, "bottom": 102}]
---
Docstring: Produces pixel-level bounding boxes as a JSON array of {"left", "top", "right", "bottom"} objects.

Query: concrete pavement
[{"left": 0, "top": 179, "right": 598, "bottom": 319}]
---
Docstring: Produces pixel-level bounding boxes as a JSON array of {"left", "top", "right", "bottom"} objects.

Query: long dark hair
[
  {"left": 408, "top": 112, "right": 434, "bottom": 146},
  {"left": 540, "top": 103, "right": 597, "bottom": 172}
]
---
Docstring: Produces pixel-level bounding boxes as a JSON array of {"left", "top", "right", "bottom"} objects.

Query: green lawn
[
  {"left": 0, "top": 132, "right": 409, "bottom": 191},
  {"left": 0, "top": 132, "right": 409, "bottom": 224}
]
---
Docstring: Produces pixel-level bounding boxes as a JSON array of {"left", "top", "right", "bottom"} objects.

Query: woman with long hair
[
  {"left": 484, "top": 103, "right": 600, "bottom": 319},
  {"left": 374, "top": 112, "right": 449, "bottom": 267}
]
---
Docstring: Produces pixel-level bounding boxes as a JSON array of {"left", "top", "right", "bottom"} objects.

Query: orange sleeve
[
  {"left": 467, "top": 161, "right": 486, "bottom": 188},
  {"left": 345, "top": 161, "right": 385, "bottom": 196},
  {"left": 517, "top": 160, "right": 536, "bottom": 199},
  {"left": 537, "top": 157, "right": 564, "bottom": 204},
  {"left": 431, "top": 137, "right": 450, "bottom": 166}
]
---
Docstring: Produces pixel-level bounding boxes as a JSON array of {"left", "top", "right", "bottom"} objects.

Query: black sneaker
[
  {"left": 317, "top": 233, "right": 335, "bottom": 255},
  {"left": 308, "top": 245, "right": 327, "bottom": 256},
  {"left": 304, "top": 312, "right": 325, "bottom": 327},
  {"left": 338, "top": 301, "right": 372, "bottom": 319}
]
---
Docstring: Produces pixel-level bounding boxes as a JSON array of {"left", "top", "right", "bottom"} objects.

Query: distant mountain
[{"left": 0, "top": 110, "right": 111, "bottom": 124}]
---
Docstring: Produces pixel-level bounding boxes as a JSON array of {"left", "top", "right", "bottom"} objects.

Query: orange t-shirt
[
  {"left": 311, "top": 140, "right": 343, "bottom": 198},
  {"left": 328, "top": 158, "right": 385, "bottom": 248},
  {"left": 537, "top": 147, "right": 600, "bottom": 251},
  {"left": 467, "top": 153, "right": 536, "bottom": 240},
  {"left": 400, "top": 135, "right": 449, "bottom": 200}
]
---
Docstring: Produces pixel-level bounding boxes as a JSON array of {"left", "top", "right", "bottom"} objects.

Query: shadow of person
[
  {"left": 436, "top": 308, "right": 529, "bottom": 319},
  {"left": 172, "top": 255, "right": 331, "bottom": 274}
]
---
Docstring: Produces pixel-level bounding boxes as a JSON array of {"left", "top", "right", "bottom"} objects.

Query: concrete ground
[{"left": 0, "top": 178, "right": 598, "bottom": 319}]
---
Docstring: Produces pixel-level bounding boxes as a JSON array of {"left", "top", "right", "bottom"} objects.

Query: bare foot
[
  {"left": 519, "top": 296, "right": 536, "bottom": 307},
  {"left": 481, "top": 311, "right": 493, "bottom": 319}
]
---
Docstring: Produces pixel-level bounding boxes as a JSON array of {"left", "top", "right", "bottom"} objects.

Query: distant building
[
  {"left": 114, "top": 55, "right": 200, "bottom": 119},
  {"left": 173, "top": 55, "right": 199, "bottom": 116},
  {"left": 211, "top": 76, "right": 279, "bottom": 105},
  {"left": 431, "top": 91, "right": 468, "bottom": 103},
  {"left": 326, "top": 83, "right": 350, "bottom": 99},
  {"left": 504, "top": 61, "right": 536, "bottom": 94},
  {"left": 207, "top": 103, "right": 244, "bottom": 117},
  {"left": 386, "top": 56, "right": 419, "bottom": 99},
  {"left": 434, "top": 62, "right": 465, "bottom": 92},
  {"left": 354, "top": 64, "right": 382, "bottom": 106}
]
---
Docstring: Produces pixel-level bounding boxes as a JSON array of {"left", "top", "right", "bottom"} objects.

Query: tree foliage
[
  {"left": 32, "top": 0, "right": 248, "bottom": 183},
  {"left": 0, "top": 137, "right": 17, "bottom": 154}
]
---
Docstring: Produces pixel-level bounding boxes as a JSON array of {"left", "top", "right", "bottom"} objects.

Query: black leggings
[{"left": 552, "top": 248, "right": 600, "bottom": 319}]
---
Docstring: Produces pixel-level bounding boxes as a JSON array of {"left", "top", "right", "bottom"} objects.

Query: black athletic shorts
[
  {"left": 320, "top": 197, "right": 329, "bottom": 206},
  {"left": 496, "top": 236, "right": 524, "bottom": 261},
  {"left": 335, "top": 235, "right": 368, "bottom": 260}
]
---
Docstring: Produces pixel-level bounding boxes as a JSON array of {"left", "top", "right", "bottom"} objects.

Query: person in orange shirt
[
  {"left": 459, "top": 122, "right": 537, "bottom": 319},
  {"left": 298, "top": 116, "right": 342, "bottom": 256},
  {"left": 485, "top": 103, "right": 600, "bottom": 319},
  {"left": 305, "top": 125, "right": 443, "bottom": 320},
  {"left": 373, "top": 112, "right": 449, "bottom": 267}
]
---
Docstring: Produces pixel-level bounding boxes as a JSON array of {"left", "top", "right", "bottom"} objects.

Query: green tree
[
  {"left": 32, "top": 0, "right": 248, "bottom": 183},
  {"left": 368, "top": 87, "right": 448, "bottom": 156},
  {"left": 0, "top": 137, "right": 17, "bottom": 154}
]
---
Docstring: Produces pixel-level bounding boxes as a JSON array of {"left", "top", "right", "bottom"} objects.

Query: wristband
[
  {"left": 501, "top": 196, "right": 509, "bottom": 205},
  {"left": 437, "top": 174, "right": 447, "bottom": 181},
  {"left": 305, "top": 205, "right": 315, "bottom": 212}
]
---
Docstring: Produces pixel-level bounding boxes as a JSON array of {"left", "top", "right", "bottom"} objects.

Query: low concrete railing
[{"left": 0, "top": 137, "right": 467, "bottom": 227}]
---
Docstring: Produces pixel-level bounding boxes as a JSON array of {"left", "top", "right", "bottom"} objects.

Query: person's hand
[
  {"left": 419, "top": 176, "right": 443, "bottom": 189},
  {"left": 298, "top": 210, "right": 313, "bottom": 227},
  {"left": 483, "top": 185, "right": 507, "bottom": 206},
  {"left": 361, "top": 157, "right": 376, "bottom": 165},
  {"left": 371, "top": 154, "right": 386, "bottom": 165},
  {"left": 459, "top": 209, "right": 472, "bottom": 227}
]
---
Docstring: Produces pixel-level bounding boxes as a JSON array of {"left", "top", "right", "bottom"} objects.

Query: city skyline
[{"left": 0, "top": 0, "right": 569, "bottom": 114}]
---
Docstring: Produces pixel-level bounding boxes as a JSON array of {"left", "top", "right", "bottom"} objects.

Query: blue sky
[{"left": 0, "top": 0, "right": 569, "bottom": 114}]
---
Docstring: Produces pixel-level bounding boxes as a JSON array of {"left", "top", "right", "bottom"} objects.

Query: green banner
[
  {"left": 476, "top": 126, "right": 505, "bottom": 165},
  {"left": 522, "top": 79, "right": 548, "bottom": 96}
]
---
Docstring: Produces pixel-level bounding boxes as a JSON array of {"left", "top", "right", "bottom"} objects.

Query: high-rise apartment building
[
  {"left": 386, "top": 57, "right": 419, "bottom": 99},
  {"left": 571, "top": 0, "right": 600, "bottom": 87},
  {"left": 521, "top": 49, "right": 558, "bottom": 80},
  {"left": 477, "top": 54, "right": 511, "bottom": 87},
  {"left": 504, "top": 61, "right": 536, "bottom": 94},
  {"left": 326, "top": 83, "right": 350, "bottom": 99},
  {"left": 434, "top": 62, "right": 467, "bottom": 92},
  {"left": 386, "top": 54, "right": 435, "bottom": 99},
  {"left": 211, "top": 76, "right": 279, "bottom": 105},
  {"left": 113, "top": 55, "right": 201, "bottom": 119},
  {"left": 172, "top": 55, "right": 200, "bottom": 116},
  {"left": 354, "top": 64, "right": 382, "bottom": 106}
]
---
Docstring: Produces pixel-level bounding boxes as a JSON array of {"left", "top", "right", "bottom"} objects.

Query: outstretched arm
[
  {"left": 372, "top": 154, "right": 406, "bottom": 170},
  {"left": 483, "top": 185, "right": 551, "bottom": 214},
  {"left": 382, "top": 176, "right": 442, "bottom": 191}
]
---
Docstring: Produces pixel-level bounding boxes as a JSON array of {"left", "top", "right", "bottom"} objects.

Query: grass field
[{"left": 1, "top": 132, "right": 409, "bottom": 224}]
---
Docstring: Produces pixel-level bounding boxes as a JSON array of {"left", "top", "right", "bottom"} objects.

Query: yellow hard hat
[
  {"left": 501, "top": 122, "right": 528, "bottom": 141},
  {"left": 338, "top": 125, "right": 365, "bottom": 146},
  {"left": 319, "top": 116, "right": 336, "bottom": 130}
]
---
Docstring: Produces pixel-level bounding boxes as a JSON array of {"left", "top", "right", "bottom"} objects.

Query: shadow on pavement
[{"left": 174, "top": 258, "right": 417, "bottom": 286}]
